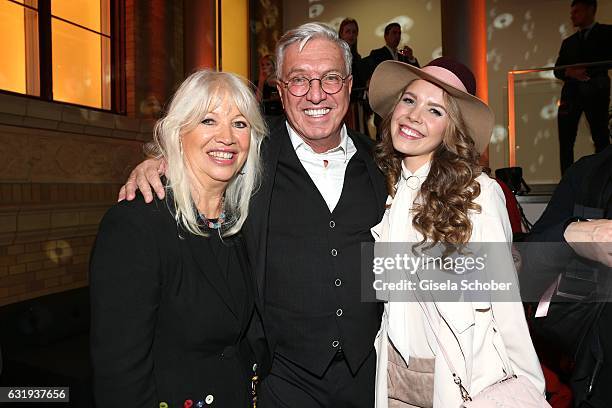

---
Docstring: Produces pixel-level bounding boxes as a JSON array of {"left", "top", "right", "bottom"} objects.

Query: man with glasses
[{"left": 119, "top": 23, "right": 387, "bottom": 407}]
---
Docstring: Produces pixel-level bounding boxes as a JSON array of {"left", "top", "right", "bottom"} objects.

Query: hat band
[{"left": 420, "top": 66, "right": 467, "bottom": 93}]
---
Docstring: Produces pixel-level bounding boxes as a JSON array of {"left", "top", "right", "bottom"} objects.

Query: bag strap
[
  {"left": 416, "top": 300, "right": 473, "bottom": 402},
  {"left": 487, "top": 303, "right": 516, "bottom": 378}
]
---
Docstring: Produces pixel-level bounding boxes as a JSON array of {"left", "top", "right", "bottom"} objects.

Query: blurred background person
[
  {"left": 554, "top": 0, "right": 612, "bottom": 174},
  {"left": 256, "top": 54, "right": 283, "bottom": 116},
  {"left": 338, "top": 18, "right": 369, "bottom": 134},
  {"left": 338, "top": 17, "right": 366, "bottom": 90},
  {"left": 364, "top": 22, "right": 421, "bottom": 139},
  {"left": 366, "top": 22, "right": 420, "bottom": 73}
]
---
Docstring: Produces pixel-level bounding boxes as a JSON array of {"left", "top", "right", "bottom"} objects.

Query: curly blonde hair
[{"left": 375, "top": 88, "right": 482, "bottom": 246}]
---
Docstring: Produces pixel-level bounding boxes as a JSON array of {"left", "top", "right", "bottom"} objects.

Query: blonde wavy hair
[
  {"left": 375, "top": 86, "right": 482, "bottom": 246},
  {"left": 153, "top": 70, "right": 266, "bottom": 237}
]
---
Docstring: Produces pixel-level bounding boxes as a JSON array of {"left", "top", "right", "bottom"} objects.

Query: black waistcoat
[{"left": 264, "top": 133, "right": 383, "bottom": 376}]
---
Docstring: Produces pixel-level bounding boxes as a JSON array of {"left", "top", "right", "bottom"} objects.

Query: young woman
[{"left": 368, "top": 58, "right": 546, "bottom": 407}]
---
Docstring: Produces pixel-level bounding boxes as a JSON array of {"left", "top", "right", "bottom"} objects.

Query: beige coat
[{"left": 372, "top": 165, "right": 545, "bottom": 408}]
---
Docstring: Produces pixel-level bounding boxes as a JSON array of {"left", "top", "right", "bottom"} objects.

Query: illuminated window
[
  {"left": 0, "top": 0, "right": 39, "bottom": 95},
  {"left": 0, "top": 0, "right": 120, "bottom": 111}
]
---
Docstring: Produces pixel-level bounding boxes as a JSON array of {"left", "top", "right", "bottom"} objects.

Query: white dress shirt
[
  {"left": 287, "top": 122, "right": 357, "bottom": 212},
  {"left": 386, "top": 45, "right": 418, "bottom": 65},
  {"left": 580, "top": 21, "right": 597, "bottom": 40},
  {"left": 385, "top": 45, "right": 399, "bottom": 61}
]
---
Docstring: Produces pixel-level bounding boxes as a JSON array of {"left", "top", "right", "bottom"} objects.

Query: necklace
[
  {"left": 198, "top": 197, "right": 225, "bottom": 230},
  {"left": 402, "top": 174, "right": 425, "bottom": 190}
]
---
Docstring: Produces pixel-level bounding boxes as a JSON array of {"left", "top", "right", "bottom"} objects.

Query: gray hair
[
  {"left": 276, "top": 22, "right": 352, "bottom": 79},
  {"left": 153, "top": 70, "right": 266, "bottom": 237}
]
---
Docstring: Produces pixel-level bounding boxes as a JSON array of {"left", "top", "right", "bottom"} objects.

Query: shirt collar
[
  {"left": 399, "top": 161, "right": 431, "bottom": 190},
  {"left": 286, "top": 121, "right": 350, "bottom": 162},
  {"left": 401, "top": 160, "right": 431, "bottom": 180},
  {"left": 580, "top": 21, "right": 597, "bottom": 36},
  {"left": 385, "top": 45, "right": 398, "bottom": 60},
  {"left": 583, "top": 21, "right": 597, "bottom": 31}
]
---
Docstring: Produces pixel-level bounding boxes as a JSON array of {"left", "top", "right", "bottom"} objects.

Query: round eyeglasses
[{"left": 280, "top": 74, "right": 350, "bottom": 97}]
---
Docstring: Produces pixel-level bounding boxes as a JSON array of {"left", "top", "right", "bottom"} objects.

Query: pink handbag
[
  {"left": 460, "top": 374, "right": 551, "bottom": 408},
  {"left": 417, "top": 302, "right": 551, "bottom": 408}
]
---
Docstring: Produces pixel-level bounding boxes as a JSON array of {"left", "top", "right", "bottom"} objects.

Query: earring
[{"left": 179, "top": 137, "right": 183, "bottom": 155}]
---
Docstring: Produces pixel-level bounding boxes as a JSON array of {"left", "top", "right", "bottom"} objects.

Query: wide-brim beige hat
[{"left": 369, "top": 57, "right": 494, "bottom": 153}]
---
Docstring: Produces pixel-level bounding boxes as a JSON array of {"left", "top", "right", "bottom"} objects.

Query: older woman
[
  {"left": 90, "top": 70, "right": 266, "bottom": 407},
  {"left": 369, "top": 58, "right": 546, "bottom": 407}
]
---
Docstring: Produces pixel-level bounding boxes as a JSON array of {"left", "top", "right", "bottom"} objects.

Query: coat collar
[
  {"left": 183, "top": 231, "right": 255, "bottom": 338},
  {"left": 181, "top": 231, "right": 239, "bottom": 319},
  {"left": 162, "top": 191, "right": 240, "bottom": 319}
]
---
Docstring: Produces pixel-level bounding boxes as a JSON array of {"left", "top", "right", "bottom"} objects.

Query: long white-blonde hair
[{"left": 153, "top": 70, "right": 266, "bottom": 237}]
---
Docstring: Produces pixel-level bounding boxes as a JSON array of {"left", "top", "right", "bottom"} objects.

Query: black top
[{"left": 90, "top": 194, "right": 256, "bottom": 407}]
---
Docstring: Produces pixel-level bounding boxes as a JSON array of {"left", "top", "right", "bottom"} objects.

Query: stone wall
[
  {"left": 0, "top": 0, "right": 187, "bottom": 306},
  {"left": 0, "top": 93, "right": 152, "bottom": 306}
]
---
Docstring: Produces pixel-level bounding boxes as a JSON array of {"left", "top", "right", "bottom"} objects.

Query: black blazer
[
  {"left": 554, "top": 23, "right": 612, "bottom": 84},
  {"left": 364, "top": 46, "right": 420, "bottom": 79},
  {"left": 242, "top": 120, "right": 387, "bottom": 374},
  {"left": 90, "top": 195, "right": 256, "bottom": 407}
]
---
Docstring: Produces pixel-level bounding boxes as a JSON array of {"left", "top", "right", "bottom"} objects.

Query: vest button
[
  {"left": 334, "top": 278, "right": 342, "bottom": 287},
  {"left": 332, "top": 340, "right": 340, "bottom": 348},
  {"left": 331, "top": 248, "right": 338, "bottom": 256},
  {"left": 205, "top": 394, "right": 214, "bottom": 404},
  {"left": 336, "top": 308, "right": 343, "bottom": 317},
  {"left": 329, "top": 220, "right": 336, "bottom": 228}
]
